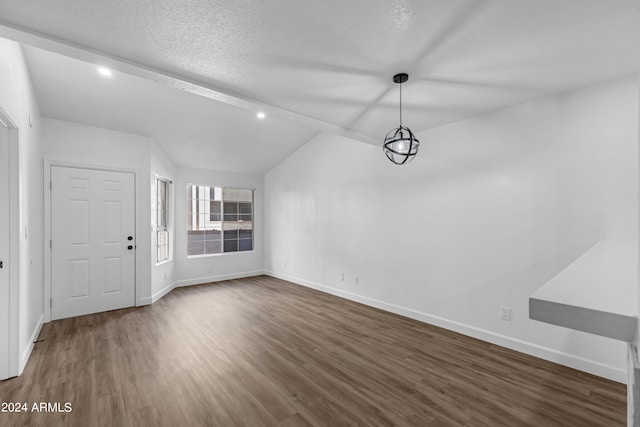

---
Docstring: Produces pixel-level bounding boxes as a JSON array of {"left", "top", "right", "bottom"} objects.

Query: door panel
[
  {"left": 51, "top": 166, "right": 135, "bottom": 320},
  {"left": 0, "top": 127, "right": 9, "bottom": 379}
]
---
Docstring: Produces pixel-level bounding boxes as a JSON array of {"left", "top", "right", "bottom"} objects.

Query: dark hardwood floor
[{"left": 0, "top": 276, "right": 626, "bottom": 426}]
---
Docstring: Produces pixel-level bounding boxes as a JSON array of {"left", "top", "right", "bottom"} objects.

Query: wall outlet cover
[{"left": 499, "top": 306, "right": 512, "bottom": 321}]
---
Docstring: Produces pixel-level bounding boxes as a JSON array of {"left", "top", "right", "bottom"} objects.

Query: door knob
[
  {"left": 127, "top": 245, "right": 133, "bottom": 250},
  {"left": 127, "top": 236, "right": 133, "bottom": 241}
]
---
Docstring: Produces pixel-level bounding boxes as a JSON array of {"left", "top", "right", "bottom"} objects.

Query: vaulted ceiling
[{"left": 0, "top": 0, "right": 637, "bottom": 173}]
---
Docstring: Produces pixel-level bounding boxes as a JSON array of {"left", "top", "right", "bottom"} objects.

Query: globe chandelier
[{"left": 383, "top": 73, "right": 420, "bottom": 165}]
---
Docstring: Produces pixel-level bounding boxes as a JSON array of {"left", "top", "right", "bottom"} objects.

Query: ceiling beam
[{"left": 0, "top": 20, "right": 381, "bottom": 147}]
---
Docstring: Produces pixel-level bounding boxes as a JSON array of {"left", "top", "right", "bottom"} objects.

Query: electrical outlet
[
  {"left": 340, "top": 272, "right": 344, "bottom": 281},
  {"left": 353, "top": 275, "right": 359, "bottom": 285},
  {"left": 499, "top": 306, "right": 512, "bottom": 321}
]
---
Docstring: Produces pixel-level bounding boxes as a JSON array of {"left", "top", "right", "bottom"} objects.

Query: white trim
[
  {"left": 19, "top": 314, "right": 43, "bottom": 375},
  {"left": 174, "top": 270, "right": 264, "bottom": 289},
  {"left": 266, "top": 271, "right": 626, "bottom": 384},
  {"left": 43, "top": 160, "right": 51, "bottom": 322},
  {"left": 154, "top": 174, "right": 173, "bottom": 185},
  {"left": 150, "top": 281, "right": 175, "bottom": 304},
  {"left": 0, "top": 102, "right": 20, "bottom": 380},
  {"left": 141, "top": 270, "right": 266, "bottom": 305},
  {"left": 8, "top": 126, "right": 19, "bottom": 378},
  {"left": 186, "top": 250, "right": 256, "bottom": 259}
]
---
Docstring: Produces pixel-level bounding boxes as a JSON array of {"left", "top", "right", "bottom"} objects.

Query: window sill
[{"left": 186, "top": 250, "right": 255, "bottom": 259}]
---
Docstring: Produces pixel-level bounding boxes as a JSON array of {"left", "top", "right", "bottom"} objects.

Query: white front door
[
  {"left": 0, "top": 127, "right": 9, "bottom": 379},
  {"left": 51, "top": 166, "right": 136, "bottom": 320}
]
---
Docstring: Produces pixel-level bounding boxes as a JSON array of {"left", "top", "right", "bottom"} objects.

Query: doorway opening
[{"left": 0, "top": 106, "right": 20, "bottom": 380}]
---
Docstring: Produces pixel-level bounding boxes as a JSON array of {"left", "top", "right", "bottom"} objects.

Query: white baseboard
[
  {"left": 173, "top": 270, "right": 264, "bottom": 288},
  {"left": 137, "top": 297, "right": 152, "bottom": 306},
  {"left": 142, "top": 270, "right": 266, "bottom": 305},
  {"left": 266, "top": 271, "right": 626, "bottom": 383},
  {"left": 20, "top": 314, "right": 44, "bottom": 375},
  {"left": 150, "top": 281, "right": 176, "bottom": 304}
]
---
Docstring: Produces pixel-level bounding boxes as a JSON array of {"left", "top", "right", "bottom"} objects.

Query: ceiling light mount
[
  {"left": 383, "top": 73, "right": 419, "bottom": 165},
  {"left": 392, "top": 73, "right": 408, "bottom": 84}
]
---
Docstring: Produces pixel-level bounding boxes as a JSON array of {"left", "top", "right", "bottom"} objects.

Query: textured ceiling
[
  {"left": 22, "top": 46, "right": 318, "bottom": 174},
  {"left": 1, "top": 0, "right": 638, "bottom": 173}
]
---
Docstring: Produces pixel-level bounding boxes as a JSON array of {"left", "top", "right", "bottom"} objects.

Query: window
[
  {"left": 156, "top": 178, "right": 170, "bottom": 263},
  {"left": 187, "top": 184, "right": 253, "bottom": 256}
]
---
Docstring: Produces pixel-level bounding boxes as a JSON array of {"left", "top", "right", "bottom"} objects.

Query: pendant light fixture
[{"left": 383, "top": 73, "right": 420, "bottom": 165}]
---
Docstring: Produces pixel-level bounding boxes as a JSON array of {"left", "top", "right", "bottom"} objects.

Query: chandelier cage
[{"left": 382, "top": 73, "right": 420, "bottom": 165}]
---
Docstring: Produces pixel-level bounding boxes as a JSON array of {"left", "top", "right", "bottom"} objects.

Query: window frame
[
  {"left": 156, "top": 176, "right": 171, "bottom": 264},
  {"left": 186, "top": 183, "right": 254, "bottom": 258}
]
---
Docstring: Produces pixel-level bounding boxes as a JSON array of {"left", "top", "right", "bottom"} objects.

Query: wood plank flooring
[{"left": 0, "top": 276, "right": 626, "bottom": 426}]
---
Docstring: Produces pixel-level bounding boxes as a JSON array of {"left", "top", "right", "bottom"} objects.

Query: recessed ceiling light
[
  {"left": 98, "top": 67, "right": 112, "bottom": 77},
  {"left": 256, "top": 112, "right": 266, "bottom": 120}
]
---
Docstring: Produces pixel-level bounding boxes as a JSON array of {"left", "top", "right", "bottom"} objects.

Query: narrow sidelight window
[{"left": 156, "top": 178, "right": 170, "bottom": 262}]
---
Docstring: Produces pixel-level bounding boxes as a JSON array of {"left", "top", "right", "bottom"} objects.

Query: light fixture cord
[{"left": 399, "top": 82, "right": 403, "bottom": 127}]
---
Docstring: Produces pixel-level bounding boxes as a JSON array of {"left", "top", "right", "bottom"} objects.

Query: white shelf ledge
[{"left": 529, "top": 237, "right": 638, "bottom": 342}]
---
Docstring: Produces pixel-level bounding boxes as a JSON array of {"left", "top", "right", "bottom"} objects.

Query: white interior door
[
  {"left": 51, "top": 166, "right": 136, "bottom": 320},
  {"left": 0, "top": 127, "right": 9, "bottom": 379}
]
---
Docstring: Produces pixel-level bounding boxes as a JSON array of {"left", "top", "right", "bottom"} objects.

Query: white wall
[
  {"left": 174, "top": 166, "right": 264, "bottom": 286},
  {"left": 0, "top": 39, "right": 44, "bottom": 373},
  {"left": 41, "top": 118, "right": 153, "bottom": 306},
  {"left": 265, "top": 75, "right": 637, "bottom": 382}
]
